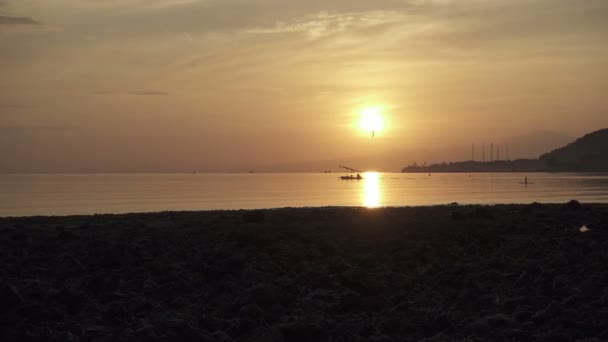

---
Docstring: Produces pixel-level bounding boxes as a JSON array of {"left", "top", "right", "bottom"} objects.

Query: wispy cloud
[
  {"left": 0, "top": 124, "right": 74, "bottom": 132},
  {"left": 0, "top": 103, "right": 31, "bottom": 109},
  {"left": 0, "top": 15, "right": 39, "bottom": 26},
  {"left": 94, "top": 90, "right": 169, "bottom": 96},
  {"left": 243, "top": 11, "right": 402, "bottom": 39}
]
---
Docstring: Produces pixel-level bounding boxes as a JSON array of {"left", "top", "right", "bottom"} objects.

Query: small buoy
[{"left": 580, "top": 225, "right": 590, "bottom": 233}]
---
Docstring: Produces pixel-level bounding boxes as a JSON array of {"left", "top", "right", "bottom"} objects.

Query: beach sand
[{"left": 1, "top": 202, "right": 608, "bottom": 341}]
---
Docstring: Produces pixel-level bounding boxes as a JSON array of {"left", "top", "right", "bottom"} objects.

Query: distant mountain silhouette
[
  {"left": 539, "top": 128, "right": 608, "bottom": 171},
  {"left": 402, "top": 128, "right": 608, "bottom": 172}
]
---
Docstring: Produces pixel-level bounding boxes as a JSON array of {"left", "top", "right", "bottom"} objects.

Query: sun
[{"left": 359, "top": 107, "right": 383, "bottom": 134}]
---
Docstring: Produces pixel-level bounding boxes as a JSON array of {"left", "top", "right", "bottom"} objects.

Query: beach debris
[{"left": 579, "top": 225, "right": 591, "bottom": 233}]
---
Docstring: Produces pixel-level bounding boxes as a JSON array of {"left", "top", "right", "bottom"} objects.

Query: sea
[{"left": 1, "top": 172, "right": 608, "bottom": 217}]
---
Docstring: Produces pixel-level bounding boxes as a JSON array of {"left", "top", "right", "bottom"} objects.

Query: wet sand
[{"left": 1, "top": 202, "right": 608, "bottom": 341}]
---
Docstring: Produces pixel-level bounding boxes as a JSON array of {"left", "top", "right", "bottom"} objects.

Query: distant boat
[
  {"left": 340, "top": 174, "right": 362, "bottom": 180},
  {"left": 338, "top": 165, "right": 363, "bottom": 180}
]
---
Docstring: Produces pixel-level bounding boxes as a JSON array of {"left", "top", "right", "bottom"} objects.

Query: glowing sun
[{"left": 359, "top": 107, "right": 383, "bottom": 137}]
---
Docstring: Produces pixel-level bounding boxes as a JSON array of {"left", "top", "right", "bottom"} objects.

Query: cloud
[
  {"left": 94, "top": 90, "right": 169, "bottom": 96},
  {"left": 0, "top": 124, "right": 74, "bottom": 133},
  {"left": 0, "top": 103, "right": 30, "bottom": 109},
  {"left": 0, "top": 15, "right": 39, "bottom": 26},
  {"left": 243, "top": 11, "right": 402, "bottom": 39},
  {"left": 129, "top": 90, "right": 169, "bottom": 95}
]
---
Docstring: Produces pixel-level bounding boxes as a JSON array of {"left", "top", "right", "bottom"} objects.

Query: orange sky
[{"left": 1, "top": 0, "right": 607, "bottom": 172}]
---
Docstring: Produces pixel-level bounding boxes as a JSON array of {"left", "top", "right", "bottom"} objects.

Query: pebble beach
[{"left": 1, "top": 202, "right": 608, "bottom": 341}]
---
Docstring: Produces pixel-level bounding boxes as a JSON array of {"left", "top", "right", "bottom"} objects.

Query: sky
[{"left": 1, "top": 0, "right": 607, "bottom": 172}]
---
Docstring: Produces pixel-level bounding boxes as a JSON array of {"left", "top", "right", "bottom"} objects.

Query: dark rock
[
  {"left": 280, "top": 321, "right": 328, "bottom": 342},
  {"left": 210, "top": 330, "right": 233, "bottom": 342},
  {"left": 533, "top": 302, "right": 561, "bottom": 323},
  {"left": 451, "top": 211, "right": 466, "bottom": 220},
  {"left": 11, "top": 230, "right": 26, "bottom": 240},
  {"left": 16, "top": 304, "right": 56, "bottom": 322},
  {"left": 514, "top": 309, "right": 533, "bottom": 323},
  {"left": 0, "top": 283, "right": 24, "bottom": 311},
  {"left": 249, "top": 326, "right": 284, "bottom": 342},
  {"left": 240, "top": 303, "right": 264, "bottom": 318},
  {"left": 170, "top": 296, "right": 190, "bottom": 308},
  {"left": 243, "top": 210, "right": 265, "bottom": 223},
  {"left": 418, "top": 333, "right": 450, "bottom": 342},
  {"left": 101, "top": 301, "right": 125, "bottom": 322},
  {"left": 134, "top": 324, "right": 157, "bottom": 339},
  {"left": 562, "top": 200, "right": 582, "bottom": 211},
  {"left": 250, "top": 283, "right": 280, "bottom": 308},
  {"left": 467, "top": 314, "right": 517, "bottom": 334},
  {"left": 339, "top": 291, "right": 361, "bottom": 312},
  {"left": 529, "top": 202, "right": 545, "bottom": 209},
  {"left": 158, "top": 311, "right": 185, "bottom": 329},
  {"left": 369, "top": 334, "right": 393, "bottom": 342},
  {"left": 475, "top": 207, "right": 495, "bottom": 219},
  {"left": 57, "top": 229, "right": 75, "bottom": 239}
]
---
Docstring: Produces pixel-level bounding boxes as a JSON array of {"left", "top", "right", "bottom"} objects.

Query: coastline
[{"left": 2, "top": 203, "right": 608, "bottom": 341}]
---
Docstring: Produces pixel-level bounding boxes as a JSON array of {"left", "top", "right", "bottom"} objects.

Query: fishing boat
[
  {"left": 340, "top": 174, "right": 362, "bottom": 180},
  {"left": 338, "top": 166, "right": 363, "bottom": 180}
]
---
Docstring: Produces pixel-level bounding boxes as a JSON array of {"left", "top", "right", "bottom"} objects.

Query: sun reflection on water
[{"left": 363, "top": 172, "right": 381, "bottom": 207}]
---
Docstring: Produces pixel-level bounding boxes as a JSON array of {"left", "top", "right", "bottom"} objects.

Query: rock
[
  {"left": 514, "top": 309, "right": 533, "bottom": 323},
  {"left": 134, "top": 324, "right": 157, "bottom": 339},
  {"left": 249, "top": 327, "right": 284, "bottom": 342},
  {"left": 369, "top": 334, "right": 393, "bottom": 342},
  {"left": 16, "top": 304, "right": 54, "bottom": 322},
  {"left": 467, "top": 314, "right": 517, "bottom": 334},
  {"left": 243, "top": 210, "right": 265, "bottom": 223},
  {"left": 339, "top": 291, "right": 361, "bottom": 312},
  {"left": 83, "top": 325, "right": 112, "bottom": 341},
  {"left": 170, "top": 296, "right": 190, "bottom": 308},
  {"left": 280, "top": 321, "right": 328, "bottom": 342},
  {"left": 529, "top": 202, "right": 545, "bottom": 209},
  {"left": 484, "top": 314, "right": 517, "bottom": 328},
  {"left": 0, "top": 283, "right": 24, "bottom": 311},
  {"left": 210, "top": 330, "right": 233, "bottom": 342},
  {"left": 532, "top": 302, "right": 561, "bottom": 323},
  {"left": 158, "top": 311, "right": 185, "bottom": 329},
  {"left": 240, "top": 303, "right": 264, "bottom": 318},
  {"left": 562, "top": 200, "right": 582, "bottom": 211},
  {"left": 418, "top": 333, "right": 450, "bottom": 342},
  {"left": 10, "top": 230, "right": 27, "bottom": 241},
  {"left": 143, "top": 278, "right": 158, "bottom": 292},
  {"left": 57, "top": 228, "right": 76, "bottom": 239},
  {"left": 451, "top": 211, "right": 466, "bottom": 220},
  {"left": 250, "top": 283, "right": 280, "bottom": 308},
  {"left": 474, "top": 207, "right": 494, "bottom": 219},
  {"left": 101, "top": 301, "right": 126, "bottom": 322}
]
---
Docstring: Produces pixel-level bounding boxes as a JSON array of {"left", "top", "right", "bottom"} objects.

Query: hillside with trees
[
  {"left": 540, "top": 128, "right": 608, "bottom": 171},
  {"left": 402, "top": 128, "right": 608, "bottom": 172}
]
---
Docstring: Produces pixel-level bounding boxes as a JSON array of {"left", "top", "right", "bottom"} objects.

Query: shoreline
[
  {"left": 4, "top": 202, "right": 608, "bottom": 219},
  {"left": 2, "top": 202, "right": 608, "bottom": 341}
]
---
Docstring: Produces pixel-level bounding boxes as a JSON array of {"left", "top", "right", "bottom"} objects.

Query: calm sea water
[{"left": 1, "top": 173, "right": 608, "bottom": 217}]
